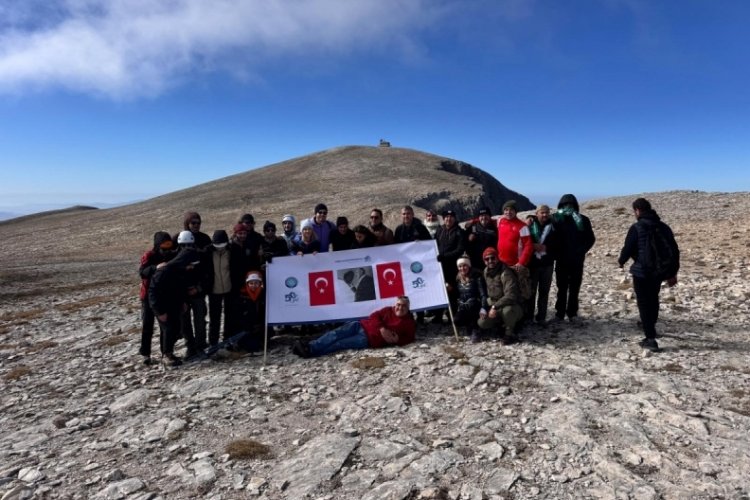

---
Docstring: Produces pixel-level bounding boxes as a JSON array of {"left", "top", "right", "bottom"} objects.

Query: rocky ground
[{"left": 1, "top": 191, "right": 749, "bottom": 499}]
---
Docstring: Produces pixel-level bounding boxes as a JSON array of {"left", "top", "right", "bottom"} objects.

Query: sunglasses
[
  {"left": 317, "top": 211, "right": 328, "bottom": 215},
  {"left": 189, "top": 220, "right": 201, "bottom": 225},
  {"left": 264, "top": 228, "right": 275, "bottom": 233}
]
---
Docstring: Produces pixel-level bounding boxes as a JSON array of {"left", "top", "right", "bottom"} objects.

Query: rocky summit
[{"left": 1, "top": 190, "right": 750, "bottom": 499}]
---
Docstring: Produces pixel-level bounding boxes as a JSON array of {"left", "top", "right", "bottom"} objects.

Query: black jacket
[
  {"left": 394, "top": 220, "right": 432, "bottom": 243},
  {"left": 618, "top": 210, "right": 680, "bottom": 280},
  {"left": 148, "top": 249, "right": 197, "bottom": 315}
]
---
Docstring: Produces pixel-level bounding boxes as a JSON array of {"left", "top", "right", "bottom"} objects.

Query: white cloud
[{"left": 0, "top": 0, "right": 446, "bottom": 99}]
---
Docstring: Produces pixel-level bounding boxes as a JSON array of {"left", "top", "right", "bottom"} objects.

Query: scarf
[{"left": 554, "top": 207, "right": 585, "bottom": 231}]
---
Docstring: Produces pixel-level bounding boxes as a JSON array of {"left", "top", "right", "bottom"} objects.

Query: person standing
[
  {"left": 423, "top": 209, "right": 440, "bottom": 238},
  {"left": 330, "top": 216, "right": 356, "bottom": 251},
  {"left": 149, "top": 247, "right": 200, "bottom": 367},
  {"left": 433, "top": 209, "right": 466, "bottom": 324},
  {"left": 369, "top": 208, "right": 395, "bottom": 246},
  {"left": 280, "top": 214, "right": 300, "bottom": 253},
  {"left": 618, "top": 198, "right": 679, "bottom": 352},
  {"left": 394, "top": 205, "right": 431, "bottom": 243},
  {"left": 138, "top": 231, "right": 175, "bottom": 365},
  {"left": 526, "top": 205, "right": 555, "bottom": 324},
  {"left": 466, "top": 207, "right": 498, "bottom": 270},
  {"left": 207, "top": 230, "right": 233, "bottom": 348},
  {"left": 550, "top": 194, "right": 596, "bottom": 323},
  {"left": 302, "top": 203, "right": 336, "bottom": 252}
]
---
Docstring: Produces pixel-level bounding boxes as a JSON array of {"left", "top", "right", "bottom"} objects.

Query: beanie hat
[
  {"left": 183, "top": 211, "right": 201, "bottom": 229},
  {"left": 212, "top": 230, "right": 229, "bottom": 246},
  {"left": 502, "top": 200, "right": 517, "bottom": 211},
  {"left": 233, "top": 223, "right": 246, "bottom": 234},
  {"left": 336, "top": 216, "right": 348, "bottom": 226},
  {"left": 300, "top": 219, "right": 313, "bottom": 230},
  {"left": 482, "top": 247, "right": 498, "bottom": 260},
  {"left": 456, "top": 254, "right": 471, "bottom": 267},
  {"left": 263, "top": 221, "right": 276, "bottom": 232},
  {"left": 153, "top": 231, "right": 172, "bottom": 249},
  {"left": 314, "top": 203, "right": 328, "bottom": 214},
  {"left": 282, "top": 214, "right": 295, "bottom": 223}
]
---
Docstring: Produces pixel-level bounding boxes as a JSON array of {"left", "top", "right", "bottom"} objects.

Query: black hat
[
  {"left": 314, "top": 203, "right": 328, "bottom": 214},
  {"left": 477, "top": 207, "right": 491, "bottom": 216},
  {"left": 336, "top": 216, "right": 348, "bottom": 226},
  {"left": 212, "top": 230, "right": 229, "bottom": 245},
  {"left": 442, "top": 209, "right": 456, "bottom": 217},
  {"left": 263, "top": 220, "right": 276, "bottom": 232},
  {"left": 240, "top": 213, "right": 255, "bottom": 224},
  {"left": 502, "top": 200, "right": 517, "bottom": 211}
]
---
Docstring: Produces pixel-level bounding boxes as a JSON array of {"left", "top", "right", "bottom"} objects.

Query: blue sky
[{"left": 1, "top": 0, "right": 748, "bottom": 214}]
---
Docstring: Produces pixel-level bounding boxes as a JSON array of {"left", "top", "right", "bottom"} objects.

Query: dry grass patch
[
  {"left": 226, "top": 439, "right": 273, "bottom": 460},
  {"left": 661, "top": 362, "right": 684, "bottom": 373},
  {"left": 614, "top": 207, "right": 628, "bottom": 215},
  {"left": 99, "top": 335, "right": 127, "bottom": 347},
  {"left": 4, "top": 365, "right": 31, "bottom": 380},
  {"left": 56, "top": 295, "right": 110, "bottom": 313},
  {"left": 351, "top": 356, "right": 386, "bottom": 369},
  {"left": 585, "top": 203, "right": 604, "bottom": 210},
  {"left": 719, "top": 364, "right": 750, "bottom": 374},
  {"left": 26, "top": 339, "right": 58, "bottom": 353},
  {"left": 0, "top": 343, "right": 16, "bottom": 350},
  {"left": 442, "top": 345, "right": 467, "bottom": 361},
  {"left": 0, "top": 307, "right": 46, "bottom": 323}
]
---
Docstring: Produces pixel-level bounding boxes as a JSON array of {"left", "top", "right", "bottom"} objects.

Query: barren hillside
[
  {"left": 1, "top": 187, "right": 750, "bottom": 499},
  {"left": 0, "top": 145, "right": 532, "bottom": 269}
]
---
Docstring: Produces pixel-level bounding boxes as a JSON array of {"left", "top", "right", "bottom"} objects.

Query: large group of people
[{"left": 139, "top": 195, "right": 679, "bottom": 367}]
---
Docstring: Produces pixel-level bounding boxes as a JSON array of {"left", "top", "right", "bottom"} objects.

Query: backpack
[{"left": 639, "top": 223, "right": 676, "bottom": 281}]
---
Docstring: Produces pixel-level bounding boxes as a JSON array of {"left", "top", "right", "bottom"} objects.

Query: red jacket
[
  {"left": 497, "top": 217, "right": 533, "bottom": 267},
  {"left": 360, "top": 306, "right": 416, "bottom": 348}
]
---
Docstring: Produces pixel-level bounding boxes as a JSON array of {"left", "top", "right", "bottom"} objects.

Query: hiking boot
[
  {"left": 142, "top": 356, "right": 154, "bottom": 366},
  {"left": 550, "top": 315, "right": 565, "bottom": 324},
  {"left": 162, "top": 354, "right": 183, "bottom": 367},
  {"left": 568, "top": 316, "right": 583, "bottom": 325},
  {"left": 184, "top": 349, "right": 207, "bottom": 362},
  {"left": 502, "top": 334, "right": 519, "bottom": 345},
  {"left": 639, "top": 338, "right": 660, "bottom": 352},
  {"left": 470, "top": 330, "right": 481, "bottom": 343},
  {"left": 292, "top": 340, "right": 312, "bottom": 358}
]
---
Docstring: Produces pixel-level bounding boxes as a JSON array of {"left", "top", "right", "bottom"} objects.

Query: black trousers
[
  {"left": 554, "top": 260, "right": 584, "bottom": 319},
  {"left": 156, "top": 308, "right": 181, "bottom": 356},
  {"left": 208, "top": 292, "right": 233, "bottom": 346},
  {"left": 633, "top": 275, "right": 662, "bottom": 339},
  {"left": 140, "top": 299, "right": 157, "bottom": 357},
  {"left": 528, "top": 264, "right": 554, "bottom": 322}
]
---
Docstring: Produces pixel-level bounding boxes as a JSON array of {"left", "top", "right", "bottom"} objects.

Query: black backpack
[{"left": 638, "top": 223, "right": 676, "bottom": 281}]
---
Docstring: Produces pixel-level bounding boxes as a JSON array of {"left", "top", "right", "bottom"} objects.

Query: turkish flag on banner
[
  {"left": 309, "top": 270, "right": 336, "bottom": 306},
  {"left": 376, "top": 262, "right": 405, "bottom": 299}
]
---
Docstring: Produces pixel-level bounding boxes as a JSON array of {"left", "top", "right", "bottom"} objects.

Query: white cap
[
  {"left": 246, "top": 272, "right": 262, "bottom": 283},
  {"left": 177, "top": 230, "right": 195, "bottom": 245}
]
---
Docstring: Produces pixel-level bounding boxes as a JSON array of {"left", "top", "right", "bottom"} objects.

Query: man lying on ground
[{"left": 292, "top": 296, "right": 416, "bottom": 358}]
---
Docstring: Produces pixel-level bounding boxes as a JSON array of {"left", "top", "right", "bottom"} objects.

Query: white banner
[{"left": 266, "top": 241, "right": 448, "bottom": 324}]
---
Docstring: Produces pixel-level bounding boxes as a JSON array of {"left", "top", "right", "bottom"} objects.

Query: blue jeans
[{"left": 309, "top": 321, "right": 369, "bottom": 357}]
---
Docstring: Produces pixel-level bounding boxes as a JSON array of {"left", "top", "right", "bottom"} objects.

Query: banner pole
[
  {"left": 445, "top": 296, "right": 460, "bottom": 342},
  {"left": 263, "top": 265, "right": 270, "bottom": 366}
]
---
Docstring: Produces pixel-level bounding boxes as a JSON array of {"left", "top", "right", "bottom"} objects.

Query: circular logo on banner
[
  {"left": 285, "top": 277, "right": 298, "bottom": 288},
  {"left": 410, "top": 262, "right": 424, "bottom": 274}
]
